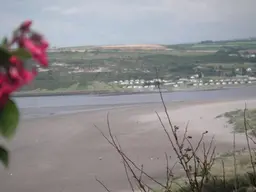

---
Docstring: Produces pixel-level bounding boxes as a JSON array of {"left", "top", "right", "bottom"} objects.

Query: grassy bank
[
  {"left": 216, "top": 108, "right": 256, "bottom": 134},
  {"left": 164, "top": 108, "right": 256, "bottom": 192},
  {"left": 13, "top": 86, "right": 228, "bottom": 97}
]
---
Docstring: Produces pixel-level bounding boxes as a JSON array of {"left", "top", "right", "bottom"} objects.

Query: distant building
[
  {"left": 228, "top": 54, "right": 238, "bottom": 57},
  {"left": 239, "top": 50, "right": 256, "bottom": 58}
]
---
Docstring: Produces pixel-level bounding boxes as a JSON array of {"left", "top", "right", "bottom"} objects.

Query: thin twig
[
  {"left": 165, "top": 152, "right": 170, "bottom": 189},
  {"left": 122, "top": 161, "right": 135, "bottom": 192},
  {"left": 95, "top": 177, "right": 112, "bottom": 192},
  {"left": 233, "top": 128, "right": 238, "bottom": 192},
  {"left": 221, "top": 160, "right": 226, "bottom": 190},
  {"left": 155, "top": 111, "right": 179, "bottom": 158},
  {"left": 95, "top": 114, "right": 165, "bottom": 189},
  {"left": 244, "top": 104, "right": 256, "bottom": 176}
]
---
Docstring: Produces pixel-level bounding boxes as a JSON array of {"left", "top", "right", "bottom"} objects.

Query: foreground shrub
[{"left": 0, "top": 20, "right": 49, "bottom": 167}]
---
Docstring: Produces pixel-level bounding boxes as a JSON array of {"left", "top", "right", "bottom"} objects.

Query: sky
[{"left": 0, "top": 0, "right": 256, "bottom": 47}]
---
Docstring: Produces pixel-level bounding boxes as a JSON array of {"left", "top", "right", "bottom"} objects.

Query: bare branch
[
  {"left": 95, "top": 177, "right": 112, "bottom": 192},
  {"left": 221, "top": 160, "right": 226, "bottom": 190},
  {"left": 122, "top": 160, "right": 135, "bottom": 192},
  {"left": 95, "top": 114, "right": 166, "bottom": 190},
  {"left": 243, "top": 104, "right": 256, "bottom": 176},
  {"left": 233, "top": 127, "right": 238, "bottom": 192}
]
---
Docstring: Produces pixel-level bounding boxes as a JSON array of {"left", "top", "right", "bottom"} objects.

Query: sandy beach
[{"left": 0, "top": 98, "right": 255, "bottom": 192}]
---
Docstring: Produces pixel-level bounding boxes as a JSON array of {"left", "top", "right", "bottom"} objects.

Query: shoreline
[
  {"left": 21, "top": 97, "right": 256, "bottom": 121},
  {"left": 13, "top": 84, "right": 256, "bottom": 98},
  {"left": 13, "top": 87, "right": 230, "bottom": 98}
]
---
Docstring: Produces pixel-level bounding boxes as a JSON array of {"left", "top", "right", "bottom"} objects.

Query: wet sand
[{"left": 0, "top": 98, "right": 255, "bottom": 192}]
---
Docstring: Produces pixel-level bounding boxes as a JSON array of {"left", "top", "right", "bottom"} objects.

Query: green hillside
[
  {"left": 20, "top": 38, "right": 256, "bottom": 92},
  {"left": 165, "top": 38, "right": 256, "bottom": 51}
]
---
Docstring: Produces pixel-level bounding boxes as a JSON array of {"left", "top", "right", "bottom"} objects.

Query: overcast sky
[{"left": 1, "top": 0, "right": 255, "bottom": 47}]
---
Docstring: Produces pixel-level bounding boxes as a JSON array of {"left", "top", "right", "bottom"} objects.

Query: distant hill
[
  {"left": 48, "top": 37, "right": 256, "bottom": 52},
  {"left": 49, "top": 44, "right": 168, "bottom": 52},
  {"left": 99, "top": 44, "right": 167, "bottom": 50},
  {"left": 165, "top": 38, "right": 256, "bottom": 51}
]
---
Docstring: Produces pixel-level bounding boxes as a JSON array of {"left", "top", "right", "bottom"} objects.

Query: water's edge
[{"left": 15, "top": 86, "right": 256, "bottom": 119}]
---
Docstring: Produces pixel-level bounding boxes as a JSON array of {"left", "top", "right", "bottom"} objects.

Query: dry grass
[{"left": 216, "top": 109, "right": 256, "bottom": 134}]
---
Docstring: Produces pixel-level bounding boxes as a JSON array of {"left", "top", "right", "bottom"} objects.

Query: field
[
  {"left": 19, "top": 38, "right": 256, "bottom": 92},
  {"left": 166, "top": 39, "right": 256, "bottom": 51}
]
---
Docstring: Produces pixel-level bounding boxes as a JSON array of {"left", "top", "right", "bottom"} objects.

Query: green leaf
[
  {"left": 0, "top": 99, "right": 20, "bottom": 139},
  {"left": 0, "top": 146, "right": 9, "bottom": 167},
  {"left": 1, "top": 37, "right": 8, "bottom": 47},
  {"left": 11, "top": 48, "right": 32, "bottom": 60},
  {"left": 0, "top": 47, "right": 11, "bottom": 64}
]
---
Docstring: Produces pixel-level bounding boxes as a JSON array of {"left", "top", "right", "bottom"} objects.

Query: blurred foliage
[
  {"left": 0, "top": 98, "right": 20, "bottom": 168},
  {"left": 0, "top": 42, "right": 30, "bottom": 167}
]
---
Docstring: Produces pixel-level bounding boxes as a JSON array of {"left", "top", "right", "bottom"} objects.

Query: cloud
[
  {"left": 42, "top": 6, "right": 82, "bottom": 15},
  {"left": 0, "top": 0, "right": 256, "bottom": 46},
  {"left": 42, "top": 6, "right": 61, "bottom": 12}
]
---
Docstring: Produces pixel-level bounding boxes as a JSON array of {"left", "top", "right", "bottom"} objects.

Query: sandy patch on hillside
[{"left": 100, "top": 44, "right": 167, "bottom": 50}]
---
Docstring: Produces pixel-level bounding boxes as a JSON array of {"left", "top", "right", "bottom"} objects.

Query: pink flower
[
  {"left": 30, "top": 32, "right": 49, "bottom": 50},
  {"left": 0, "top": 73, "right": 20, "bottom": 95},
  {"left": 20, "top": 67, "right": 37, "bottom": 84},
  {"left": 21, "top": 38, "right": 49, "bottom": 67},
  {"left": 0, "top": 20, "right": 49, "bottom": 107},
  {"left": 20, "top": 20, "right": 32, "bottom": 31},
  {"left": 22, "top": 38, "right": 41, "bottom": 54},
  {"left": 34, "top": 53, "right": 48, "bottom": 67},
  {"left": 9, "top": 56, "right": 19, "bottom": 64},
  {"left": 40, "top": 39, "right": 49, "bottom": 50},
  {"left": 9, "top": 67, "right": 20, "bottom": 79},
  {"left": 9, "top": 56, "right": 22, "bottom": 67},
  {"left": 9, "top": 56, "right": 37, "bottom": 83},
  {"left": 0, "top": 94, "right": 9, "bottom": 108}
]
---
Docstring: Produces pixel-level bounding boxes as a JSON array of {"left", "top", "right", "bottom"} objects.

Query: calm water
[{"left": 14, "top": 86, "right": 256, "bottom": 119}]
